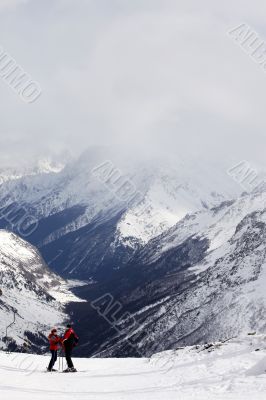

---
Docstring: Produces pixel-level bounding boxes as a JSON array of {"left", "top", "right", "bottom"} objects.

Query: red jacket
[
  {"left": 62, "top": 328, "right": 79, "bottom": 348},
  {"left": 48, "top": 333, "right": 61, "bottom": 351}
]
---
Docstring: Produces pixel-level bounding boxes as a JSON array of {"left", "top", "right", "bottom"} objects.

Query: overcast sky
[{"left": 0, "top": 0, "right": 266, "bottom": 168}]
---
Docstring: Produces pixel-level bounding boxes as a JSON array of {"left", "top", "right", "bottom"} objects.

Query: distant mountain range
[{"left": 0, "top": 148, "right": 241, "bottom": 278}]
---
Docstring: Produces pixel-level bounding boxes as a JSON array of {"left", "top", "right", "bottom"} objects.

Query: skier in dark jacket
[
  {"left": 47, "top": 328, "right": 61, "bottom": 372},
  {"left": 62, "top": 324, "right": 79, "bottom": 372}
]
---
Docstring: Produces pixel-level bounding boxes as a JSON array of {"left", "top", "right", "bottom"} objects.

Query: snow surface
[
  {"left": 0, "top": 335, "right": 266, "bottom": 399},
  {"left": 49, "top": 280, "right": 88, "bottom": 304}
]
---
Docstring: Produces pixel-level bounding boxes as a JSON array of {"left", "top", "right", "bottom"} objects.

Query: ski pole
[
  {"left": 60, "top": 350, "right": 62, "bottom": 372},
  {"left": 60, "top": 349, "right": 63, "bottom": 371}
]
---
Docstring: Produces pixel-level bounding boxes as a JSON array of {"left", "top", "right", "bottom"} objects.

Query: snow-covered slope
[
  {"left": 116, "top": 159, "right": 242, "bottom": 246},
  {"left": 0, "top": 335, "right": 266, "bottom": 399},
  {"left": 134, "top": 184, "right": 266, "bottom": 267},
  {"left": 0, "top": 230, "right": 82, "bottom": 352}
]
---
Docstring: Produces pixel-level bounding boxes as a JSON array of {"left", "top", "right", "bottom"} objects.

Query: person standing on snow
[
  {"left": 62, "top": 323, "right": 79, "bottom": 372},
  {"left": 47, "top": 328, "right": 61, "bottom": 372}
]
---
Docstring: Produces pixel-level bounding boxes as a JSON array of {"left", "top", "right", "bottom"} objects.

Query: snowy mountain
[
  {"left": 1, "top": 334, "right": 266, "bottom": 399},
  {"left": 0, "top": 148, "right": 242, "bottom": 278},
  {"left": 0, "top": 230, "right": 82, "bottom": 353},
  {"left": 78, "top": 186, "right": 266, "bottom": 357}
]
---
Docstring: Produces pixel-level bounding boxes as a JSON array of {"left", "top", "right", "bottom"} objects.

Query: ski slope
[{"left": 0, "top": 335, "right": 266, "bottom": 399}]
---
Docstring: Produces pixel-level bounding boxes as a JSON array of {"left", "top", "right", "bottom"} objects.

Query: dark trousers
[
  {"left": 48, "top": 350, "right": 57, "bottom": 371},
  {"left": 65, "top": 346, "right": 74, "bottom": 368}
]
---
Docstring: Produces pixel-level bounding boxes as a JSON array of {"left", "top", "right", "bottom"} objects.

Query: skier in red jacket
[
  {"left": 62, "top": 323, "right": 79, "bottom": 372},
  {"left": 47, "top": 328, "right": 61, "bottom": 372}
]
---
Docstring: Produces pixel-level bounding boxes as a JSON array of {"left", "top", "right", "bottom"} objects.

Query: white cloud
[
  {"left": 0, "top": 0, "right": 28, "bottom": 10},
  {"left": 0, "top": 0, "right": 266, "bottom": 166}
]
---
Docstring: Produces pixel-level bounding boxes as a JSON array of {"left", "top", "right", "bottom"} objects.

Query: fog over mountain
[{"left": 0, "top": 0, "right": 266, "bottom": 168}]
